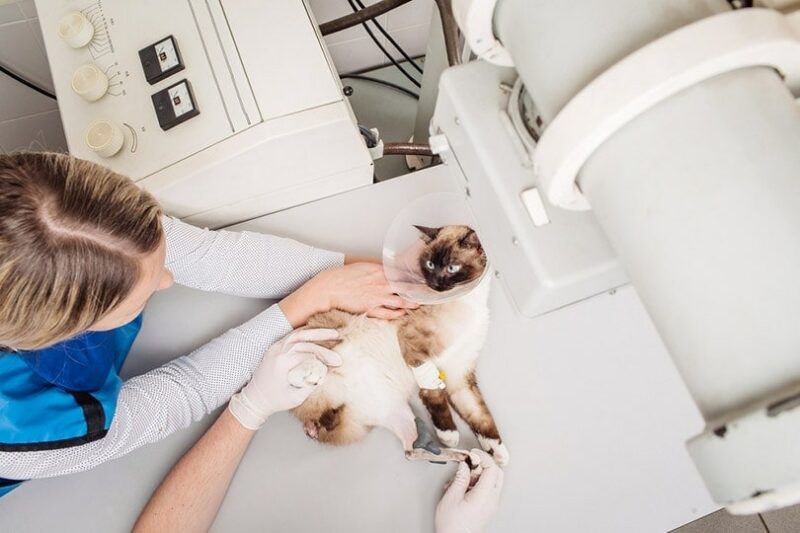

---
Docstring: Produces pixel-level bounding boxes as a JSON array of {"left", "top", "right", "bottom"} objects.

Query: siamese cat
[{"left": 291, "top": 225, "right": 509, "bottom": 465}]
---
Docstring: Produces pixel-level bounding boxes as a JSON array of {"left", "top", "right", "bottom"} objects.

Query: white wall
[
  {"left": 310, "top": 0, "right": 433, "bottom": 74},
  {"left": 0, "top": 0, "right": 432, "bottom": 152},
  {"left": 0, "top": 0, "right": 66, "bottom": 152}
]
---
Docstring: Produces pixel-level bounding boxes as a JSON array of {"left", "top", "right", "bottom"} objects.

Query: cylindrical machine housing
[{"left": 494, "top": 0, "right": 800, "bottom": 510}]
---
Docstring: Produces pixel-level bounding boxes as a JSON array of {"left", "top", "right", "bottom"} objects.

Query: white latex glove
[
  {"left": 413, "top": 361, "right": 446, "bottom": 390},
  {"left": 229, "top": 328, "right": 341, "bottom": 430},
  {"left": 435, "top": 450, "right": 505, "bottom": 533}
]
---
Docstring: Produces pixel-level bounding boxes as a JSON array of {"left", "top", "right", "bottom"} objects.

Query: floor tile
[
  {"left": 761, "top": 503, "right": 800, "bottom": 533},
  {"left": 670, "top": 509, "right": 766, "bottom": 533}
]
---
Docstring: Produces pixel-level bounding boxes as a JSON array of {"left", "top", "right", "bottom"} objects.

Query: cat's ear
[
  {"left": 414, "top": 225, "right": 441, "bottom": 243},
  {"left": 460, "top": 229, "right": 483, "bottom": 251}
]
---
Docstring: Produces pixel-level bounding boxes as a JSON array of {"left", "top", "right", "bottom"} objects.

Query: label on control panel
[{"left": 151, "top": 79, "right": 199, "bottom": 131}]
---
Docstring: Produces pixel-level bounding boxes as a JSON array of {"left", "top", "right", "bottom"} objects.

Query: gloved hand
[
  {"left": 435, "top": 450, "right": 505, "bottom": 533},
  {"left": 229, "top": 328, "right": 341, "bottom": 430}
]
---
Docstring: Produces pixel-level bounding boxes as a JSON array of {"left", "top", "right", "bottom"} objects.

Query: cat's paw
[
  {"left": 436, "top": 429, "right": 460, "bottom": 448},
  {"left": 478, "top": 436, "right": 510, "bottom": 466},
  {"left": 287, "top": 358, "right": 328, "bottom": 388}
]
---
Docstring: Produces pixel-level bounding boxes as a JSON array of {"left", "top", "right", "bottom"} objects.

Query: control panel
[
  {"left": 35, "top": 1, "right": 262, "bottom": 178},
  {"left": 34, "top": 0, "right": 372, "bottom": 228}
]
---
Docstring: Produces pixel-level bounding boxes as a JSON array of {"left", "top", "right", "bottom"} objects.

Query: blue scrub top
[{"left": 0, "top": 314, "right": 143, "bottom": 496}]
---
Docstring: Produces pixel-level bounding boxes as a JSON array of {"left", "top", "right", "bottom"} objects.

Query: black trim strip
[
  {"left": 70, "top": 391, "right": 106, "bottom": 435},
  {"left": 0, "top": 477, "right": 23, "bottom": 487},
  {"left": 0, "top": 392, "right": 107, "bottom": 452},
  {"left": 0, "top": 430, "right": 107, "bottom": 452}
]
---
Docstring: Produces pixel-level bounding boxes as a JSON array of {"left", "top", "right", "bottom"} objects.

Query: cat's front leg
[
  {"left": 448, "top": 367, "right": 510, "bottom": 466},
  {"left": 419, "top": 388, "right": 460, "bottom": 447},
  {"left": 398, "top": 322, "right": 446, "bottom": 390}
]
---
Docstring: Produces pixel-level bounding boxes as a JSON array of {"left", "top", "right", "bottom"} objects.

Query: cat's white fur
[{"left": 299, "top": 274, "right": 509, "bottom": 463}]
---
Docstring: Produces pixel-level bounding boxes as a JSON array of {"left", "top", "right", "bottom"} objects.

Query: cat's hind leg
[
  {"left": 378, "top": 401, "right": 418, "bottom": 451},
  {"left": 447, "top": 368, "right": 509, "bottom": 466},
  {"left": 419, "top": 389, "right": 460, "bottom": 447}
]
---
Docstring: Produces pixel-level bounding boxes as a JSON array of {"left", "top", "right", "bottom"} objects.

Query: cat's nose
[{"left": 432, "top": 280, "right": 449, "bottom": 291}]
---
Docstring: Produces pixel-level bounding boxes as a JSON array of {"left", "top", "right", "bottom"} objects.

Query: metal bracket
[
  {"left": 452, "top": 0, "right": 514, "bottom": 66},
  {"left": 688, "top": 385, "right": 800, "bottom": 513}
]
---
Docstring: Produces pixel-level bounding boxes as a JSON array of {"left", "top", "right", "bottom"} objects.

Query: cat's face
[{"left": 414, "top": 224, "right": 486, "bottom": 292}]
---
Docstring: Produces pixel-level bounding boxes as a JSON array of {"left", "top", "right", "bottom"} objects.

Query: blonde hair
[{"left": 0, "top": 152, "right": 163, "bottom": 351}]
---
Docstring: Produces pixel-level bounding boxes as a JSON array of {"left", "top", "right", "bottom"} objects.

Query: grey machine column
[{"left": 495, "top": 0, "right": 800, "bottom": 510}]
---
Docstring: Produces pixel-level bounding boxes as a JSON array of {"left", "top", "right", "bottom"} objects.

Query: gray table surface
[{"left": 0, "top": 166, "right": 716, "bottom": 532}]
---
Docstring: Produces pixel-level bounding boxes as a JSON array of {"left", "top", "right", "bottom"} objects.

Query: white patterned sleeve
[
  {"left": 0, "top": 304, "right": 292, "bottom": 480},
  {"left": 162, "top": 216, "right": 344, "bottom": 298}
]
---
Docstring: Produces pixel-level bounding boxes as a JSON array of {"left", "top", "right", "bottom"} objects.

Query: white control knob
[
  {"left": 71, "top": 64, "right": 108, "bottom": 102},
  {"left": 58, "top": 11, "right": 94, "bottom": 48},
  {"left": 85, "top": 120, "right": 124, "bottom": 158}
]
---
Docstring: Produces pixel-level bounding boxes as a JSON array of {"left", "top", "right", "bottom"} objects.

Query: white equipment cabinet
[{"left": 35, "top": 0, "right": 373, "bottom": 228}]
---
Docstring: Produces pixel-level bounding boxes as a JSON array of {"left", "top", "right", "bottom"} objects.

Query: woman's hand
[
  {"left": 435, "top": 450, "right": 505, "bottom": 533},
  {"left": 228, "top": 328, "right": 342, "bottom": 430},
  {"left": 280, "top": 262, "right": 418, "bottom": 327},
  {"left": 319, "top": 262, "right": 419, "bottom": 318}
]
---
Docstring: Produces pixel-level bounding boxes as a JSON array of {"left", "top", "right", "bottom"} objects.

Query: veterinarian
[{"left": 0, "top": 152, "right": 417, "bottom": 496}]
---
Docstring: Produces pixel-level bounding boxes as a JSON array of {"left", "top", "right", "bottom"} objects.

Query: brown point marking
[
  {"left": 419, "top": 389, "right": 458, "bottom": 432},
  {"left": 306, "top": 310, "right": 351, "bottom": 349},
  {"left": 397, "top": 309, "right": 444, "bottom": 367},
  {"left": 450, "top": 370, "right": 501, "bottom": 441},
  {"left": 319, "top": 405, "right": 344, "bottom": 431}
]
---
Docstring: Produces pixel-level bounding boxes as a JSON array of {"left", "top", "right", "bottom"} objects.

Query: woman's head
[{"left": 0, "top": 152, "right": 172, "bottom": 351}]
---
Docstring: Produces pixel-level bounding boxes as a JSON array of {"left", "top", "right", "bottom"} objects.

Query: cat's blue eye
[
  {"left": 447, "top": 264, "right": 462, "bottom": 274},
  {"left": 425, "top": 260, "right": 436, "bottom": 271}
]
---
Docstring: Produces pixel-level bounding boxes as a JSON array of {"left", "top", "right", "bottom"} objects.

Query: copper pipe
[
  {"left": 383, "top": 142, "right": 434, "bottom": 157},
  {"left": 434, "top": 0, "right": 461, "bottom": 66},
  {"left": 320, "top": 0, "right": 413, "bottom": 36}
]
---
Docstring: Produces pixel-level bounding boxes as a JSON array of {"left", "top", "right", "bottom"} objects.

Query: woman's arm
[
  {"left": 163, "top": 216, "right": 344, "bottom": 298},
  {"left": 162, "top": 217, "right": 417, "bottom": 322},
  {"left": 0, "top": 304, "right": 291, "bottom": 480},
  {"left": 134, "top": 329, "right": 338, "bottom": 532},
  {"left": 133, "top": 409, "right": 254, "bottom": 533}
]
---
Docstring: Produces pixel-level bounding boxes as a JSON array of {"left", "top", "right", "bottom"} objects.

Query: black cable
[
  {"left": 353, "top": 0, "right": 423, "bottom": 75},
  {"left": 341, "top": 74, "right": 420, "bottom": 99},
  {"left": 320, "top": 0, "right": 413, "bottom": 35},
  {"left": 359, "top": 125, "right": 378, "bottom": 148},
  {"left": 347, "top": 0, "right": 421, "bottom": 89},
  {"left": 0, "top": 64, "right": 56, "bottom": 100}
]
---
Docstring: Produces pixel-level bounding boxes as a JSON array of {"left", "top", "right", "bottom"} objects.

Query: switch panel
[
  {"left": 139, "top": 35, "right": 184, "bottom": 85},
  {"left": 151, "top": 79, "right": 199, "bottom": 130}
]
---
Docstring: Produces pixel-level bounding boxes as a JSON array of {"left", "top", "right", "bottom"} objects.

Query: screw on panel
[
  {"left": 343, "top": 86, "right": 354, "bottom": 97},
  {"left": 511, "top": 237, "right": 519, "bottom": 246},
  {"left": 454, "top": 117, "right": 461, "bottom": 126},
  {"left": 494, "top": 270, "right": 501, "bottom": 278}
]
